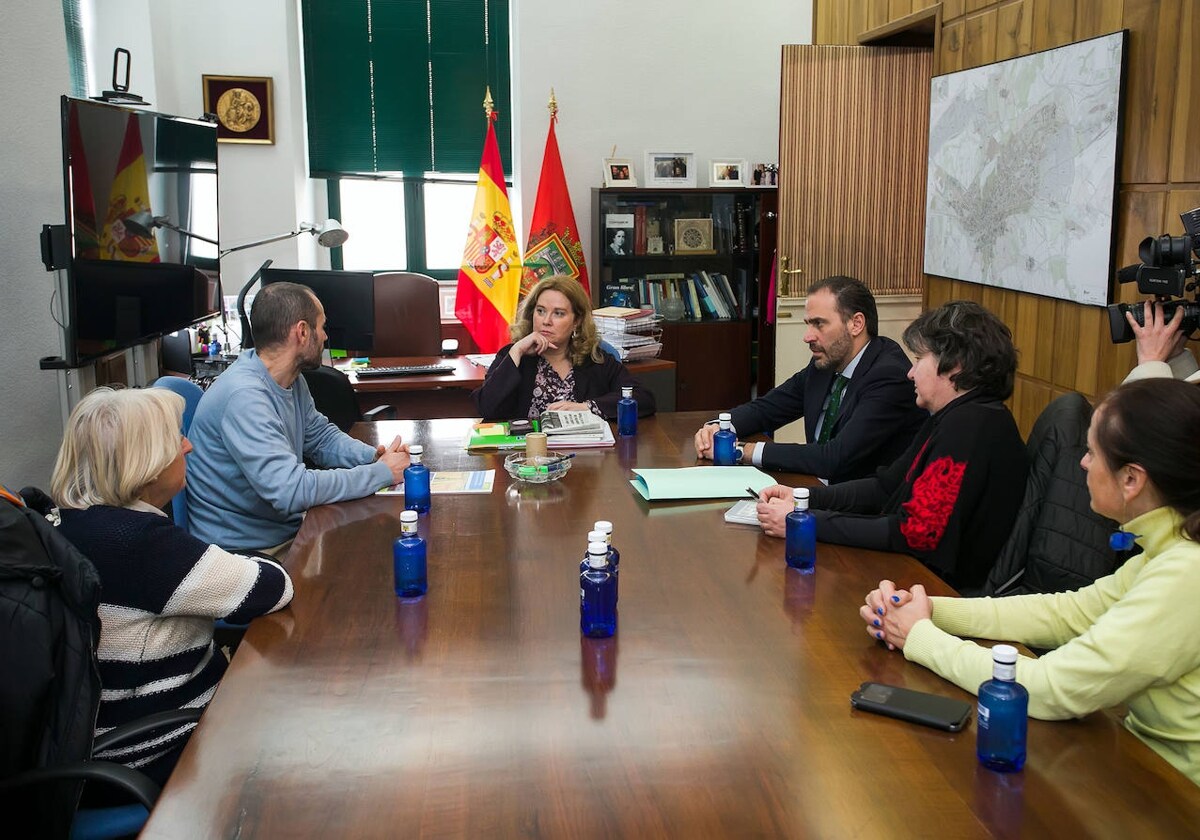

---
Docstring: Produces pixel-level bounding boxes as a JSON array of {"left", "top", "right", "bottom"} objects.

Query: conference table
[
  {"left": 142, "top": 413, "right": 1200, "bottom": 838},
  {"left": 349, "top": 355, "right": 678, "bottom": 418}
]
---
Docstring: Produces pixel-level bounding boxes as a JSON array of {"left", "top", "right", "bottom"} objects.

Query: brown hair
[
  {"left": 511, "top": 276, "right": 601, "bottom": 367},
  {"left": 902, "top": 301, "right": 1017, "bottom": 400},
  {"left": 1093, "top": 378, "right": 1200, "bottom": 541}
]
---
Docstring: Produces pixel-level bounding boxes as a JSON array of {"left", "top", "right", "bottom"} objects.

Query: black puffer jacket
[
  {"left": 981, "top": 393, "right": 1131, "bottom": 597},
  {"left": 0, "top": 484, "right": 102, "bottom": 838}
]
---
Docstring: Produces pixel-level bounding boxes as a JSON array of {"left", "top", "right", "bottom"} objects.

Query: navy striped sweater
[{"left": 57, "top": 503, "right": 293, "bottom": 769}]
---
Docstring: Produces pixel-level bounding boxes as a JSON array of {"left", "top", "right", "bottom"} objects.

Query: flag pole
[
  {"left": 483, "top": 86, "right": 494, "bottom": 119},
  {"left": 547, "top": 88, "right": 557, "bottom": 121}
]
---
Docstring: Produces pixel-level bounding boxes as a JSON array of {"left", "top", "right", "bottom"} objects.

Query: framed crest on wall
[{"left": 202, "top": 75, "right": 275, "bottom": 144}]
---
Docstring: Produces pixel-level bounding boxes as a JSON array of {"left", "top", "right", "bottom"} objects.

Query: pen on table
[{"left": 746, "top": 486, "right": 763, "bottom": 502}]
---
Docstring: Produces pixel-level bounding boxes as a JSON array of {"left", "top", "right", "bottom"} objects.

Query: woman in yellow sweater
[{"left": 861, "top": 377, "right": 1200, "bottom": 785}]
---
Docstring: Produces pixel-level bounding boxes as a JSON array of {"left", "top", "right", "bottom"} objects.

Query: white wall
[
  {"left": 512, "top": 0, "right": 812, "bottom": 264},
  {"left": 0, "top": 2, "right": 73, "bottom": 487}
]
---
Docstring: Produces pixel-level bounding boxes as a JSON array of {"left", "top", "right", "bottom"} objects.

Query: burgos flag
[
  {"left": 521, "top": 104, "right": 588, "bottom": 297},
  {"left": 454, "top": 112, "right": 521, "bottom": 353}
]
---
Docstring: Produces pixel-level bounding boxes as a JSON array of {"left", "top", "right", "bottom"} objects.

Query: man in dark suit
[{"left": 694, "top": 275, "right": 926, "bottom": 483}]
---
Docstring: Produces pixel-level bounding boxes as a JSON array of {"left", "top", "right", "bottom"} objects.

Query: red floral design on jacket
[{"left": 899, "top": 455, "right": 967, "bottom": 551}]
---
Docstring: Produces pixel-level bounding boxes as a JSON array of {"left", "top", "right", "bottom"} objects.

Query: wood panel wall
[{"left": 813, "top": 0, "right": 1200, "bottom": 434}]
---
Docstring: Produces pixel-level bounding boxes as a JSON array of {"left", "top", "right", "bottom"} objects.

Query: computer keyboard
[{"left": 353, "top": 364, "right": 456, "bottom": 378}]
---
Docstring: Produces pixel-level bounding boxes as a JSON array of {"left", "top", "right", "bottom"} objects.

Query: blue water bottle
[
  {"left": 393, "top": 510, "right": 427, "bottom": 597},
  {"left": 404, "top": 444, "right": 430, "bottom": 513},
  {"left": 977, "top": 644, "right": 1028, "bottom": 772},
  {"left": 593, "top": 520, "right": 620, "bottom": 574},
  {"left": 712, "top": 412, "right": 737, "bottom": 465},
  {"left": 785, "top": 487, "right": 817, "bottom": 573},
  {"left": 580, "top": 530, "right": 608, "bottom": 574},
  {"left": 617, "top": 386, "right": 638, "bottom": 437},
  {"left": 580, "top": 541, "right": 616, "bottom": 638}
]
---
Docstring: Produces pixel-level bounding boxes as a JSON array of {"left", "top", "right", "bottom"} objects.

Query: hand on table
[
  {"left": 693, "top": 422, "right": 718, "bottom": 459},
  {"left": 1126, "top": 301, "right": 1188, "bottom": 365},
  {"left": 375, "top": 435, "right": 411, "bottom": 483},
  {"left": 547, "top": 400, "right": 592, "bottom": 413},
  {"left": 859, "top": 579, "right": 930, "bottom": 651},
  {"left": 755, "top": 484, "right": 795, "bottom": 538}
]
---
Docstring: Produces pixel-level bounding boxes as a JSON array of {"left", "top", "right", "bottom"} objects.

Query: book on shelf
[
  {"left": 601, "top": 279, "right": 640, "bottom": 309},
  {"left": 692, "top": 273, "right": 723, "bottom": 320},
  {"left": 604, "top": 213, "right": 634, "bottom": 257},
  {"left": 634, "top": 205, "right": 647, "bottom": 255}
]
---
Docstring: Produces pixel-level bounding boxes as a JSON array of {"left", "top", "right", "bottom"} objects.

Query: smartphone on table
[{"left": 850, "top": 681, "right": 972, "bottom": 732}]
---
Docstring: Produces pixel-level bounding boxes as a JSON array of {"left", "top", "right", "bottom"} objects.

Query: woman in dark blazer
[{"left": 473, "top": 275, "right": 656, "bottom": 420}]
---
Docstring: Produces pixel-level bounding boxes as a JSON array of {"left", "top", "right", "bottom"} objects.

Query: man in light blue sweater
[{"left": 187, "top": 282, "right": 409, "bottom": 552}]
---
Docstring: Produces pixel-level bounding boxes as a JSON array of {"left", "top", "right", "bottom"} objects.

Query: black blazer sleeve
[
  {"left": 729, "top": 366, "right": 813, "bottom": 438},
  {"left": 576, "top": 354, "right": 657, "bottom": 419},
  {"left": 472, "top": 345, "right": 532, "bottom": 419},
  {"left": 756, "top": 370, "right": 922, "bottom": 480}
]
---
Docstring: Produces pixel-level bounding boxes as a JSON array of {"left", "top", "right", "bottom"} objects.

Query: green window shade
[{"left": 302, "top": 0, "right": 510, "bottom": 177}]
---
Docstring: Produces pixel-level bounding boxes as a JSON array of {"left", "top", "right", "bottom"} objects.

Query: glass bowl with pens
[{"left": 504, "top": 452, "right": 574, "bottom": 484}]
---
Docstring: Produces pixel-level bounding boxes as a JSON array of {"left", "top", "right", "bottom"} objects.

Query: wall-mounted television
[
  {"left": 59, "top": 96, "right": 221, "bottom": 366},
  {"left": 923, "top": 31, "right": 1126, "bottom": 306}
]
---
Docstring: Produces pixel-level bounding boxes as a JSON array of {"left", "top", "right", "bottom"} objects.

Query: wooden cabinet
[{"left": 591, "top": 187, "right": 776, "bottom": 411}]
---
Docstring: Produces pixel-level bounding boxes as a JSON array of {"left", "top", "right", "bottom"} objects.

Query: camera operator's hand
[{"left": 1126, "top": 301, "right": 1188, "bottom": 365}]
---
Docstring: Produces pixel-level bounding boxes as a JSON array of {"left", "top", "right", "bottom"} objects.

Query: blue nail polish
[
  {"left": 891, "top": 595, "right": 900, "bottom": 603},
  {"left": 873, "top": 618, "right": 880, "bottom": 627},
  {"left": 876, "top": 607, "right": 884, "bottom": 616},
  {"left": 875, "top": 631, "right": 883, "bottom": 639}
]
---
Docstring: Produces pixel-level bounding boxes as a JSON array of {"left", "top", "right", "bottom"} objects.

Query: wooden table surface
[{"left": 142, "top": 413, "right": 1200, "bottom": 838}]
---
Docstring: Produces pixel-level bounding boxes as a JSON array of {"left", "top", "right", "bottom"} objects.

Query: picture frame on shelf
[
  {"left": 750, "top": 162, "right": 779, "bottom": 187},
  {"left": 711, "top": 159, "right": 747, "bottom": 187},
  {"left": 604, "top": 213, "right": 635, "bottom": 257},
  {"left": 673, "top": 218, "right": 715, "bottom": 254},
  {"left": 202, "top": 75, "right": 275, "bottom": 144},
  {"left": 645, "top": 151, "right": 696, "bottom": 188},
  {"left": 603, "top": 158, "right": 637, "bottom": 187}
]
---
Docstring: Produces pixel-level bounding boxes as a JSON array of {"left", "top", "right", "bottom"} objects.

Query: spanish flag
[
  {"left": 521, "top": 103, "right": 588, "bottom": 297},
  {"left": 454, "top": 112, "right": 522, "bottom": 353},
  {"left": 99, "top": 114, "right": 159, "bottom": 263}
]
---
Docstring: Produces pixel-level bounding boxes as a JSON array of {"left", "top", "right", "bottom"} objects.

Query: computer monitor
[{"left": 258, "top": 268, "right": 375, "bottom": 352}]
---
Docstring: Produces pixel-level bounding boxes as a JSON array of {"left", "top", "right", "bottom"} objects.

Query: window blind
[{"left": 301, "top": 0, "right": 511, "bottom": 177}]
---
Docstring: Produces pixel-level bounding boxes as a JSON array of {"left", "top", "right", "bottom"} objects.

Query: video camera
[{"left": 1107, "top": 206, "right": 1200, "bottom": 343}]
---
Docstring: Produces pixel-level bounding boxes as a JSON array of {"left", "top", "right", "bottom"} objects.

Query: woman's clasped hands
[{"left": 860, "top": 579, "right": 933, "bottom": 651}]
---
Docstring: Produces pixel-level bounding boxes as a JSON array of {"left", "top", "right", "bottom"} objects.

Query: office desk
[
  {"left": 143, "top": 414, "right": 1200, "bottom": 838},
  {"left": 350, "top": 356, "right": 677, "bottom": 418}
]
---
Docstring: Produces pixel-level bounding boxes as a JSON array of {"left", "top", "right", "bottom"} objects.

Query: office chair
[
  {"left": 598, "top": 340, "right": 622, "bottom": 361},
  {"left": 979, "top": 393, "right": 1125, "bottom": 598},
  {"left": 302, "top": 366, "right": 396, "bottom": 433},
  {"left": 0, "top": 487, "right": 202, "bottom": 839},
  {"left": 152, "top": 377, "right": 204, "bottom": 531},
  {"left": 370, "top": 272, "right": 442, "bottom": 356}
]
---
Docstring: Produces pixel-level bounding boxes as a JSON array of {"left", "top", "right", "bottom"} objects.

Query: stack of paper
[
  {"left": 593, "top": 307, "right": 663, "bottom": 362},
  {"left": 466, "top": 421, "right": 615, "bottom": 451}
]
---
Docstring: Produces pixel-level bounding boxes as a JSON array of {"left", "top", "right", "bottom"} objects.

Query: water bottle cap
[
  {"left": 622, "top": 386, "right": 633, "bottom": 397},
  {"left": 588, "top": 541, "right": 608, "bottom": 556},
  {"left": 587, "top": 530, "right": 605, "bottom": 543},
  {"left": 992, "top": 644, "right": 1018, "bottom": 665},
  {"left": 409, "top": 444, "right": 423, "bottom": 455},
  {"left": 400, "top": 510, "right": 419, "bottom": 523},
  {"left": 792, "top": 487, "right": 809, "bottom": 499},
  {"left": 718, "top": 412, "right": 732, "bottom": 421},
  {"left": 593, "top": 520, "right": 613, "bottom": 534}
]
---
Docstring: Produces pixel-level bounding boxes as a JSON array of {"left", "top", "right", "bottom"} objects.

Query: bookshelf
[{"left": 591, "top": 187, "right": 777, "bottom": 411}]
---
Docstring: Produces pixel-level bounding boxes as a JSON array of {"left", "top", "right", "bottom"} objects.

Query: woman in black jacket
[{"left": 473, "top": 275, "right": 656, "bottom": 420}]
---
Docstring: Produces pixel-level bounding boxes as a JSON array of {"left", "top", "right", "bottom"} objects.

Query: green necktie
[{"left": 817, "top": 374, "right": 849, "bottom": 444}]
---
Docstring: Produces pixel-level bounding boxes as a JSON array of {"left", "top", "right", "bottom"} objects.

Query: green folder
[{"left": 629, "top": 466, "right": 776, "bottom": 501}]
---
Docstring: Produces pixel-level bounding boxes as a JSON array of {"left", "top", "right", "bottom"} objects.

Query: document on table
[
  {"left": 724, "top": 499, "right": 762, "bottom": 526},
  {"left": 378, "top": 470, "right": 495, "bottom": 495},
  {"left": 629, "top": 466, "right": 775, "bottom": 501}
]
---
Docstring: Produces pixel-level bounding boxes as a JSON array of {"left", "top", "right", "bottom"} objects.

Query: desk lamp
[{"left": 231, "top": 220, "right": 350, "bottom": 349}]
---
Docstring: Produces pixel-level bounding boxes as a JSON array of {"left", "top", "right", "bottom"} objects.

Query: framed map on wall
[{"left": 923, "top": 31, "right": 1126, "bottom": 307}]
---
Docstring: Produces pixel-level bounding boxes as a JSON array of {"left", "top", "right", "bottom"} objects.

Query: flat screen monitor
[
  {"left": 258, "top": 268, "right": 375, "bottom": 352},
  {"left": 60, "top": 96, "right": 221, "bottom": 366}
]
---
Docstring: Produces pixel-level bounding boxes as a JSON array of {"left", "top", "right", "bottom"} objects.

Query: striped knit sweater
[{"left": 57, "top": 501, "right": 293, "bottom": 770}]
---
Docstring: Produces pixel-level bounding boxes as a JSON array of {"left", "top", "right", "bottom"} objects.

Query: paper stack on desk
[{"left": 630, "top": 466, "right": 775, "bottom": 501}]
